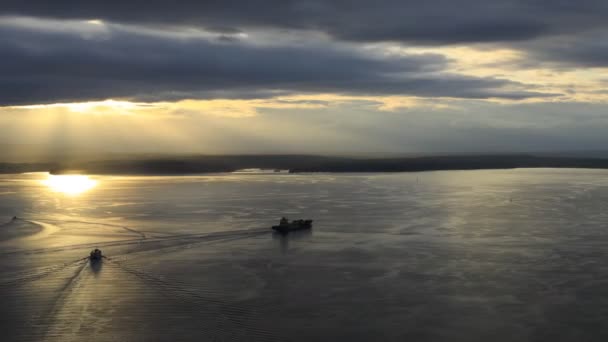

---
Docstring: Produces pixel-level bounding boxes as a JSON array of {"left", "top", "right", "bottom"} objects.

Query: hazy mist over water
[{"left": 2, "top": 169, "right": 608, "bottom": 341}]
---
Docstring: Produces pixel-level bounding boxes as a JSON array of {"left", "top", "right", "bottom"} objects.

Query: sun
[{"left": 42, "top": 174, "right": 98, "bottom": 195}]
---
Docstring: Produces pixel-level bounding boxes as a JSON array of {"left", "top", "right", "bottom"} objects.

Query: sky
[{"left": 1, "top": 1, "right": 608, "bottom": 157}]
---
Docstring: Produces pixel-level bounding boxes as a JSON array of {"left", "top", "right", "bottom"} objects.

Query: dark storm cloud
[
  {"left": 0, "top": 20, "right": 552, "bottom": 106},
  {"left": 521, "top": 31, "right": 608, "bottom": 68},
  {"left": 2, "top": 1, "right": 608, "bottom": 44}
]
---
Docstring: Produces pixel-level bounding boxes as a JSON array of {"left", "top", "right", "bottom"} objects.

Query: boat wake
[{"left": 105, "top": 258, "right": 281, "bottom": 341}]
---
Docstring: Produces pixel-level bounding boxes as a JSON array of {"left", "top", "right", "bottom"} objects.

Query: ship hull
[{"left": 272, "top": 220, "right": 312, "bottom": 233}]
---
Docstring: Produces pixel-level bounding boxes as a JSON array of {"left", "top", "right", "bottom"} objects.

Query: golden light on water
[{"left": 42, "top": 174, "right": 98, "bottom": 195}]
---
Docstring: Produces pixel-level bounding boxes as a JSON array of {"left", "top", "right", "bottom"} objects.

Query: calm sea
[{"left": 1, "top": 169, "right": 608, "bottom": 341}]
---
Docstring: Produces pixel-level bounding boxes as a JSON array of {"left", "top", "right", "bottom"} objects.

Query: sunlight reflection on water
[{"left": 41, "top": 174, "right": 98, "bottom": 195}]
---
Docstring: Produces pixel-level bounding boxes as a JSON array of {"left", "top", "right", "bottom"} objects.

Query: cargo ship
[{"left": 272, "top": 217, "right": 313, "bottom": 233}]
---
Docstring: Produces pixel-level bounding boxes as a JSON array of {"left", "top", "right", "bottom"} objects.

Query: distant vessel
[
  {"left": 272, "top": 217, "right": 313, "bottom": 233},
  {"left": 89, "top": 248, "right": 103, "bottom": 261},
  {"left": 232, "top": 168, "right": 289, "bottom": 174}
]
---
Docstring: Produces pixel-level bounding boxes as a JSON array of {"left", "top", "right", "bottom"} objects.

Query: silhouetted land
[{"left": 4, "top": 154, "right": 608, "bottom": 175}]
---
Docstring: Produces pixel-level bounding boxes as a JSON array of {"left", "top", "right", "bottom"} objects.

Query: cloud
[
  {"left": 2, "top": 1, "right": 608, "bottom": 44},
  {"left": 4, "top": 99, "right": 608, "bottom": 156},
  {"left": 518, "top": 30, "right": 608, "bottom": 69},
  {"left": 0, "top": 2, "right": 606, "bottom": 156},
  {"left": 0, "top": 17, "right": 553, "bottom": 106}
]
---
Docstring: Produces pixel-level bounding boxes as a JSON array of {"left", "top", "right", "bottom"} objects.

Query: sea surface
[{"left": 1, "top": 169, "right": 608, "bottom": 341}]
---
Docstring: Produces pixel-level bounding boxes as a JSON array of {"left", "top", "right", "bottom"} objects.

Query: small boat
[
  {"left": 89, "top": 248, "right": 103, "bottom": 261},
  {"left": 272, "top": 217, "right": 313, "bottom": 233}
]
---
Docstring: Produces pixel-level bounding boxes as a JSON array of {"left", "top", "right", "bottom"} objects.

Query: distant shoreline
[{"left": 3, "top": 154, "right": 608, "bottom": 175}]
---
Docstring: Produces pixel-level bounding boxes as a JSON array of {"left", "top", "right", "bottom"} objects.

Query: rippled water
[{"left": 2, "top": 169, "right": 608, "bottom": 341}]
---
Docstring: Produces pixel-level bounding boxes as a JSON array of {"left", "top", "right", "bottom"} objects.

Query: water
[{"left": 2, "top": 169, "right": 608, "bottom": 341}]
